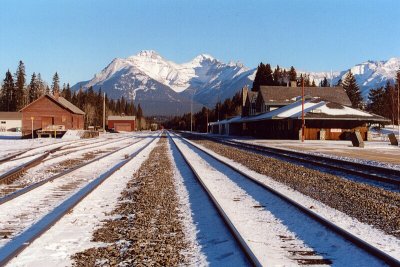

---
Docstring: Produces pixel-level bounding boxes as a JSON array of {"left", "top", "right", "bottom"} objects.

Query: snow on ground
[
  {"left": 0, "top": 136, "right": 136, "bottom": 194},
  {"left": 173, "top": 136, "right": 314, "bottom": 266},
  {"left": 0, "top": 133, "right": 156, "bottom": 249},
  {"left": 5, "top": 135, "right": 160, "bottom": 267},
  {"left": 233, "top": 138, "right": 400, "bottom": 169},
  {"left": 184, "top": 138, "right": 400, "bottom": 261},
  {"left": 167, "top": 141, "right": 207, "bottom": 266},
  {"left": 0, "top": 138, "right": 65, "bottom": 159}
]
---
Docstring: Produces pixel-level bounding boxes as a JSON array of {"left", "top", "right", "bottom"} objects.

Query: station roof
[
  {"left": 20, "top": 94, "right": 85, "bottom": 115},
  {"left": 258, "top": 86, "right": 352, "bottom": 106},
  {"left": 209, "top": 98, "right": 389, "bottom": 125}
]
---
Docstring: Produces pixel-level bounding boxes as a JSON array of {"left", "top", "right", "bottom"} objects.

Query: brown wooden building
[
  {"left": 108, "top": 115, "right": 136, "bottom": 132},
  {"left": 20, "top": 94, "right": 85, "bottom": 137},
  {"left": 210, "top": 98, "right": 389, "bottom": 141},
  {"left": 242, "top": 85, "right": 352, "bottom": 116}
]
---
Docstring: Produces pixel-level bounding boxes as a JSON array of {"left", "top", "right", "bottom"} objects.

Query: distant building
[
  {"left": 108, "top": 115, "right": 136, "bottom": 132},
  {"left": 20, "top": 94, "right": 85, "bottom": 137},
  {"left": 242, "top": 86, "right": 352, "bottom": 116},
  {"left": 209, "top": 86, "right": 390, "bottom": 140},
  {"left": 0, "top": 112, "right": 22, "bottom": 132}
]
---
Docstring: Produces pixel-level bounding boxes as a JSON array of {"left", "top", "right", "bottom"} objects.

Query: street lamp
[{"left": 30, "top": 116, "right": 34, "bottom": 139}]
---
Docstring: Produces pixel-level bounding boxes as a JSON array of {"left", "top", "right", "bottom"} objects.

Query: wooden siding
[
  {"left": 21, "top": 97, "right": 84, "bottom": 137},
  {"left": 108, "top": 119, "right": 135, "bottom": 132}
]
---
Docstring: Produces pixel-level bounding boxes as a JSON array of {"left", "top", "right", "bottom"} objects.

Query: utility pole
[
  {"left": 397, "top": 82, "right": 399, "bottom": 145},
  {"left": 301, "top": 77, "right": 305, "bottom": 142},
  {"left": 103, "top": 92, "right": 106, "bottom": 132},
  {"left": 206, "top": 109, "right": 209, "bottom": 133},
  {"left": 190, "top": 95, "right": 193, "bottom": 132}
]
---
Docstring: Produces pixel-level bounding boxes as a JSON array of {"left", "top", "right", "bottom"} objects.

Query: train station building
[
  {"left": 209, "top": 86, "right": 389, "bottom": 140},
  {"left": 20, "top": 93, "right": 85, "bottom": 138}
]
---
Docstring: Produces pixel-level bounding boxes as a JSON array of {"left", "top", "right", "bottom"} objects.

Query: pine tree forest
[{"left": 0, "top": 61, "right": 144, "bottom": 128}]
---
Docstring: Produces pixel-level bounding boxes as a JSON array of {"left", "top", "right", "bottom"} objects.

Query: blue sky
[{"left": 1, "top": 0, "right": 399, "bottom": 86}]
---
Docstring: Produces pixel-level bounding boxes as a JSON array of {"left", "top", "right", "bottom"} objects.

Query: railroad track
[
  {"left": 186, "top": 133, "right": 400, "bottom": 187},
  {"left": 0, "top": 137, "right": 97, "bottom": 164},
  {"left": 0, "top": 133, "right": 160, "bottom": 266},
  {"left": 0, "top": 135, "right": 145, "bottom": 205},
  {"left": 169, "top": 132, "right": 400, "bottom": 266},
  {"left": 0, "top": 135, "right": 134, "bottom": 185}
]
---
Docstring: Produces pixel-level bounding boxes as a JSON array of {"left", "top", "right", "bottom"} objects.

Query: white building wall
[{"left": 0, "top": 119, "right": 22, "bottom": 131}]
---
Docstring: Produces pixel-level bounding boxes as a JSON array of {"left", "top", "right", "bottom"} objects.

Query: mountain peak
[
  {"left": 134, "top": 50, "right": 162, "bottom": 59},
  {"left": 192, "top": 54, "right": 216, "bottom": 63}
]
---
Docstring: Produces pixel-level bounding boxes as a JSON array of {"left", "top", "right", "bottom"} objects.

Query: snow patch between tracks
[
  {"left": 185, "top": 138, "right": 400, "bottom": 261},
  {"left": 6, "top": 136, "right": 159, "bottom": 267}
]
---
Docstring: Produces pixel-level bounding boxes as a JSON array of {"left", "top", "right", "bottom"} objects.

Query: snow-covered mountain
[
  {"left": 72, "top": 50, "right": 255, "bottom": 115},
  {"left": 304, "top": 58, "right": 400, "bottom": 99},
  {"left": 72, "top": 51, "right": 399, "bottom": 115}
]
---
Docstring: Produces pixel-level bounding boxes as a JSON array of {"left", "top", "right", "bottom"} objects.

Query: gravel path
[
  {"left": 72, "top": 136, "right": 190, "bottom": 266},
  {"left": 188, "top": 136, "right": 400, "bottom": 238}
]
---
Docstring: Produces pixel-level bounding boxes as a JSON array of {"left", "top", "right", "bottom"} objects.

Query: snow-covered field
[{"left": 0, "top": 130, "right": 398, "bottom": 266}]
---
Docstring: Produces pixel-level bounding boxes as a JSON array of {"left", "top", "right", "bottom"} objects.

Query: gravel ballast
[
  {"left": 188, "top": 136, "right": 400, "bottom": 238},
  {"left": 72, "top": 136, "right": 190, "bottom": 266}
]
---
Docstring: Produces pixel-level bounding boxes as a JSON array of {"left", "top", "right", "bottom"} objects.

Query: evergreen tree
[
  {"left": 2, "top": 70, "right": 16, "bottom": 111},
  {"left": 384, "top": 81, "right": 397, "bottom": 125},
  {"left": 367, "top": 87, "right": 386, "bottom": 116},
  {"left": 273, "top": 65, "right": 281, "bottom": 85},
  {"left": 64, "top": 83, "right": 72, "bottom": 101},
  {"left": 311, "top": 80, "right": 316, "bottom": 87},
  {"left": 342, "top": 70, "right": 363, "bottom": 109},
  {"left": 28, "top": 72, "right": 39, "bottom": 103},
  {"left": 15, "top": 60, "right": 26, "bottom": 109},
  {"left": 289, "top": 66, "right": 297, "bottom": 82},
  {"left": 51, "top": 72, "right": 60, "bottom": 95},
  {"left": 264, "top": 64, "right": 274, "bottom": 85},
  {"left": 321, "top": 77, "right": 329, "bottom": 87},
  {"left": 37, "top": 73, "right": 46, "bottom": 96},
  {"left": 252, "top": 63, "right": 265, "bottom": 92}
]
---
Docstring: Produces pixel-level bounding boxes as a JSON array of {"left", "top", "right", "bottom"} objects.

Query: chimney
[
  {"left": 290, "top": 81, "right": 297, "bottom": 87},
  {"left": 54, "top": 91, "right": 59, "bottom": 100}
]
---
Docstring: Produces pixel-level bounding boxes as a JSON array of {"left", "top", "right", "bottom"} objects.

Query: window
[
  {"left": 62, "top": 115, "right": 66, "bottom": 122},
  {"left": 1, "top": 121, "right": 5, "bottom": 124}
]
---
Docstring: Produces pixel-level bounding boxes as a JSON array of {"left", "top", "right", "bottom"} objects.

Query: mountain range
[{"left": 72, "top": 50, "right": 400, "bottom": 115}]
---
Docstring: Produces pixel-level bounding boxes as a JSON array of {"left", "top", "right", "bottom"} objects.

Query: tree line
[
  {"left": 0, "top": 60, "right": 145, "bottom": 128},
  {"left": 163, "top": 91, "right": 242, "bottom": 132}
]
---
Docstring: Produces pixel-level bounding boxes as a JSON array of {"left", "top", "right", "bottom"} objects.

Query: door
[
  {"left": 41, "top": 117, "right": 53, "bottom": 130},
  {"left": 114, "top": 123, "right": 132, "bottom": 132}
]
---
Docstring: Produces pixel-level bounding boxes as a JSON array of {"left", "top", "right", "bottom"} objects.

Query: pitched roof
[
  {"left": 108, "top": 115, "right": 136, "bottom": 121},
  {"left": 20, "top": 94, "right": 85, "bottom": 115},
  {"left": 57, "top": 97, "right": 85, "bottom": 115},
  {"left": 258, "top": 86, "right": 352, "bottom": 106},
  {"left": 0, "top": 112, "right": 22, "bottom": 120},
  {"left": 240, "top": 98, "right": 388, "bottom": 122}
]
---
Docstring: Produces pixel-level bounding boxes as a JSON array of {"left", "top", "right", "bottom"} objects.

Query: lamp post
[
  {"left": 30, "top": 116, "right": 34, "bottom": 139},
  {"left": 301, "top": 77, "right": 305, "bottom": 142}
]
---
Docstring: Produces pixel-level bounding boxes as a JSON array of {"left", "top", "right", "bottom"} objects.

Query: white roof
[{"left": 108, "top": 115, "right": 136, "bottom": 121}]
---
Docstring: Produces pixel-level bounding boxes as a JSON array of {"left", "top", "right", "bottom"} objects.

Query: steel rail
[
  {"left": 0, "top": 137, "right": 146, "bottom": 205},
  {"left": 0, "top": 135, "right": 135, "bottom": 185},
  {"left": 168, "top": 132, "right": 262, "bottom": 267},
  {"left": 172, "top": 132, "right": 400, "bottom": 266},
  {"left": 193, "top": 134, "right": 400, "bottom": 186},
  {"left": 0, "top": 134, "right": 159, "bottom": 266}
]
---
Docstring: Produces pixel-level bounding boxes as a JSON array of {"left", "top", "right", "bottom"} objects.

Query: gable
[{"left": 21, "top": 96, "right": 69, "bottom": 113}]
